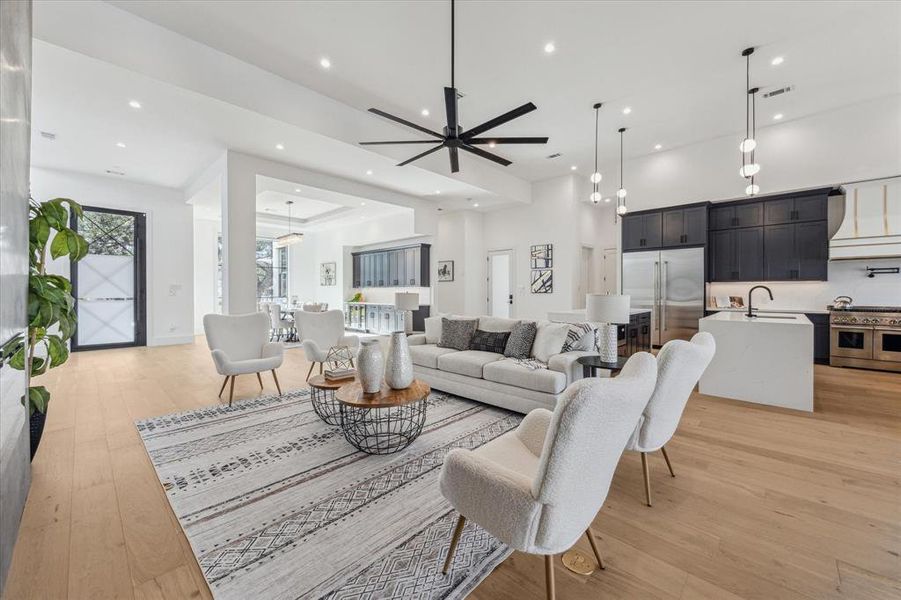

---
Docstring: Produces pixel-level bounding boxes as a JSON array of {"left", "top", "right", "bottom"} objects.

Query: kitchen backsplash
[{"left": 708, "top": 257, "right": 901, "bottom": 311}]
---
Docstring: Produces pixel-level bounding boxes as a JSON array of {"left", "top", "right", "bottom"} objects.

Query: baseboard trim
[{"left": 149, "top": 335, "right": 195, "bottom": 347}]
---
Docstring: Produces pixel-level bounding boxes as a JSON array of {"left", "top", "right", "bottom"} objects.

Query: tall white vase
[
  {"left": 385, "top": 332, "right": 413, "bottom": 389},
  {"left": 357, "top": 339, "right": 384, "bottom": 393}
]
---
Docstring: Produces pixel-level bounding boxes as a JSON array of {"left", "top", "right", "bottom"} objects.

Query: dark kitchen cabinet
[
  {"left": 352, "top": 243, "right": 431, "bottom": 288},
  {"left": 764, "top": 221, "right": 828, "bottom": 281},
  {"left": 663, "top": 206, "right": 707, "bottom": 246},
  {"left": 709, "top": 201, "right": 763, "bottom": 230},
  {"left": 622, "top": 212, "right": 662, "bottom": 251},
  {"left": 709, "top": 227, "right": 764, "bottom": 282},
  {"left": 764, "top": 194, "right": 828, "bottom": 225},
  {"left": 806, "top": 313, "right": 830, "bottom": 365},
  {"left": 618, "top": 311, "right": 652, "bottom": 358}
]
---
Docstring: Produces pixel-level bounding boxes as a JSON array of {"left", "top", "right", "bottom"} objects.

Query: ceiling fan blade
[
  {"left": 460, "top": 144, "right": 512, "bottom": 167},
  {"left": 444, "top": 87, "right": 458, "bottom": 134},
  {"left": 359, "top": 140, "right": 441, "bottom": 145},
  {"left": 467, "top": 137, "right": 549, "bottom": 144},
  {"left": 397, "top": 143, "right": 445, "bottom": 167},
  {"left": 461, "top": 102, "right": 538, "bottom": 138},
  {"left": 449, "top": 146, "right": 459, "bottom": 173},
  {"left": 368, "top": 108, "right": 444, "bottom": 139}
]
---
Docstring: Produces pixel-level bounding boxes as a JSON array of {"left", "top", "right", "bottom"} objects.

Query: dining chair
[{"left": 294, "top": 309, "right": 360, "bottom": 380}]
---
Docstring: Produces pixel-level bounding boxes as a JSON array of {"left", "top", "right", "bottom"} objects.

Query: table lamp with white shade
[
  {"left": 394, "top": 292, "right": 420, "bottom": 334},
  {"left": 586, "top": 294, "right": 631, "bottom": 362}
]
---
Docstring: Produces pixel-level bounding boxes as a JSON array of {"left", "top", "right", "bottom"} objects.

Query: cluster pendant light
[
  {"left": 616, "top": 127, "right": 628, "bottom": 216},
  {"left": 739, "top": 47, "right": 761, "bottom": 196},
  {"left": 275, "top": 200, "right": 304, "bottom": 248},
  {"left": 589, "top": 102, "right": 603, "bottom": 204}
]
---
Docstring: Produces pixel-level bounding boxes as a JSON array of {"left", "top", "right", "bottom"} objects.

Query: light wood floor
[{"left": 4, "top": 338, "right": 900, "bottom": 600}]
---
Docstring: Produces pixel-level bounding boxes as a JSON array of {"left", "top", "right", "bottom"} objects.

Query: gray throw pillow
[
  {"left": 504, "top": 321, "right": 537, "bottom": 359},
  {"left": 438, "top": 318, "right": 478, "bottom": 351}
]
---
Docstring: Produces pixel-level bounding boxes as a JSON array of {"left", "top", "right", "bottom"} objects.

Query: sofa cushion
[
  {"left": 437, "top": 350, "right": 504, "bottom": 378},
  {"left": 469, "top": 329, "right": 511, "bottom": 354},
  {"left": 409, "top": 344, "right": 458, "bottom": 369},
  {"left": 561, "top": 323, "right": 597, "bottom": 352},
  {"left": 531, "top": 322, "right": 571, "bottom": 363},
  {"left": 504, "top": 321, "right": 538, "bottom": 359},
  {"left": 424, "top": 315, "right": 444, "bottom": 344},
  {"left": 438, "top": 318, "right": 478, "bottom": 351},
  {"left": 478, "top": 316, "right": 520, "bottom": 332},
  {"left": 483, "top": 358, "right": 568, "bottom": 394}
]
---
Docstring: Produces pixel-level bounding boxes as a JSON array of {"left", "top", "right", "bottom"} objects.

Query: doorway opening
[{"left": 487, "top": 249, "right": 515, "bottom": 318}]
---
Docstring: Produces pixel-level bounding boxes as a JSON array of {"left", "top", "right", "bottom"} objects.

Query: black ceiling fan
[{"left": 359, "top": 0, "right": 548, "bottom": 173}]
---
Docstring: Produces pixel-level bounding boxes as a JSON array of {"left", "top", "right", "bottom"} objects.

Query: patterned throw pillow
[
  {"left": 504, "top": 321, "right": 538, "bottom": 359},
  {"left": 437, "top": 318, "right": 478, "bottom": 351},
  {"left": 469, "top": 329, "right": 511, "bottom": 354},
  {"left": 561, "top": 323, "right": 596, "bottom": 352}
]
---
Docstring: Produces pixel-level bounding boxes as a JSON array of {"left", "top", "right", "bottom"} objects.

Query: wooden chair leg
[
  {"left": 585, "top": 528, "right": 606, "bottom": 570},
  {"left": 306, "top": 363, "right": 315, "bottom": 381},
  {"left": 256, "top": 372, "right": 264, "bottom": 390},
  {"left": 319, "top": 362, "right": 323, "bottom": 375},
  {"left": 442, "top": 515, "right": 466, "bottom": 574},
  {"left": 228, "top": 376, "right": 236, "bottom": 407},
  {"left": 349, "top": 357, "right": 355, "bottom": 368},
  {"left": 545, "top": 554, "right": 556, "bottom": 600},
  {"left": 271, "top": 369, "right": 282, "bottom": 395},
  {"left": 641, "top": 452, "right": 652, "bottom": 507},
  {"left": 660, "top": 445, "right": 675, "bottom": 477},
  {"left": 218, "top": 376, "right": 230, "bottom": 398}
]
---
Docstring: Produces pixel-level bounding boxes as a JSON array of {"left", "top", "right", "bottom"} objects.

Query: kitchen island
[{"left": 699, "top": 311, "right": 814, "bottom": 412}]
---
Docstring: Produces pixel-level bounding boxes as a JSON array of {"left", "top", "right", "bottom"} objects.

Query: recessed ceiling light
[
  {"left": 654, "top": 144, "right": 662, "bottom": 150},
  {"left": 473, "top": 203, "right": 480, "bottom": 208},
  {"left": 622, "top": 107, "right": 632, "bottom": 115},
  {"left": 544, "top": 42, "right": 556, "bottom": 54},
  {"left": 421, "top": 108, "right": 430, "bottom": 117},
  {"left": 116, "top": 142, "right": 126, "bottom": 148},
  {"left": 294, "top": 188, "right": 301, "bottom": 192},
  {"left": 276, "top": 143, "right": 285, "bottom": 150},
  {"left": 773, "top": 113, "right": 784, "bottom": 120},
  {"left": 360, "top": 201, "right": 366, "bottom": 206},
  {"left": 771, "top": 56, "right": 784, "bottom": 66},
  {"left": 604, "top": 197, "right": 611, "bottom": 203},
  {"left": 488, "top": 141, "right": 496, "bottom": 148},
  {"left": 570, "top": 165, "right": 577, "bottom": 171},
  {"left": 128, "top": 100, "right": 142, "bottom": 109},
  {"left": 434, "top": 190, "right": 441, "bottom": 195},
  {"left": 320, "top": 57, "right": 331, "bottom": 69},
  {"left": 366, "top": 169, "right": 373, "bottom": 175}
]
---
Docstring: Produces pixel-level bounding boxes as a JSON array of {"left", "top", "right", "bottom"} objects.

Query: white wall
[
  {"left": 432, "top": 210, "right": 485, "bottom": 316},
  {"left": 192, "top": 213, "right": 219, "bottom": 333},
  {"left": 31, "top": 167, "right": 194, "bottom": 346}
]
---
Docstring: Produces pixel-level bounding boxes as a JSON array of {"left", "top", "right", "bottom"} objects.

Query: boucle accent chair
[
  {"left": 626, "top": 331, "right": 716, "bottom": 506},
  {"left": 439, "top": 352, "right": 658, "bottom": 600},
  {"left": 202, "top": 312, "right": 284, "bottom": 406},
  {"left": 294, "top": 309, "right": 360, "bottom": 380}
]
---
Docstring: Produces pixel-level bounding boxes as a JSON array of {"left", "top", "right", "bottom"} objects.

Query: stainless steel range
[{"left": 829, "top": 306, "right": 901, "bottom": 372}]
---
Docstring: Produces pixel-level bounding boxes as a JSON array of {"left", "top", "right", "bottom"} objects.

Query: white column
[{"left": 221, "top": 151, "right": 257, "bottom": 314}]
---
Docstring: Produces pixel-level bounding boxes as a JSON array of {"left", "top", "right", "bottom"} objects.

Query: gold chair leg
[
  {"left": 585, "top": 528, "right": 605, "bottom": 570},
  {"left": 660, "top": 445, "right": 675, "bottom": 477},
  {"left": 218, "top": 376, "right": 229, "bottom": 398},
  {"left": 228, "top": 376, "right": 236, "bottom": 407},
  {"left": 545, "top": 554, "right": 556, "bottom": 600},
  {"left": 256, "top": 372, "right": 264, "bottom": 390},
  {"left": 271, "top": 369, "right": 282, "bottom": 395},
  {"left": 641, "top": 452, "right": 652, "bottom": 507},
  {"left": 442, "top": 515, "right": 466, "bottom": 574},
  {"left": 306, "top": 362, "right": 315, "bottom": 381}
]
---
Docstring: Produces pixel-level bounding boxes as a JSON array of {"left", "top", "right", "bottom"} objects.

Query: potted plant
[{"left": 1, "top": 198, "right": 87, "bottom": 458}]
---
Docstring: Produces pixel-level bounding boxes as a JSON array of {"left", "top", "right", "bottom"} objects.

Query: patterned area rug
[{"left": 136, "top": 389, "right": 522, "bottom": 600}]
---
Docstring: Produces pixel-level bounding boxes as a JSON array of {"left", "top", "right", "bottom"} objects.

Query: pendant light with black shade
[
  {"left": 615, "top": 127, "right": 628, "bottom": 217},
  {"left": 739, "top": 47, "right": 761, "bottom": 195},
  {"left": 589, "top": 102, "right": 603, "bottom": 204}
]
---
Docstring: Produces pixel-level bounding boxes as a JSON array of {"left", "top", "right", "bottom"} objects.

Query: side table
[
  {"left": 576, "top": 355, "right": 629, "bottom": 378},
  {"left": 335, "top": 379, "right": 430, "bottom": 454},
  {"left": 308, "top": 374, "right": 353, "bottom": 425}
]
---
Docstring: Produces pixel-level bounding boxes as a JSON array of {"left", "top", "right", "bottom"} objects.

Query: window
[{"left": 216, "top": 236, "right": 289, "bottom": 307}]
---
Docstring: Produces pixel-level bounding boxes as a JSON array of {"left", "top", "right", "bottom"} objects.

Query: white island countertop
[{"left": 699, "top": 312, "right": 813, "bottom": 411}]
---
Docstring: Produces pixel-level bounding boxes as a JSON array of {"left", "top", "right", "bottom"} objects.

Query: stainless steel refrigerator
[{"left": 622, "top": 247, "right": 704, "bottom": 347}]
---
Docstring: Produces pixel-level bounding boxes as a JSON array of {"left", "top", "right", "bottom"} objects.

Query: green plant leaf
[
  {"left": 42, "top": 201, "right": 69, "bottom": 230},
  {"left": 57, "top": 314, "right": 74, "bottom": 341},
  {"left": 26, "top": 386, "right": 50, "bottom": 415},
  {"left": 47, "top": 335, "right": 68, "bottom": 367},
  {"left": 55, "top": 198, "right": 82, "bottom": 219},
  {"left": 46, "top": 274, "right": 72, "bottom": 293},
  {"left": 28, "top": 295, "right": 54, "bottom": 329},
  {"left": 8, "top": 345, "right": 26, "bottom": 371},
  {"left": 30, "top": 355, "right": 47, "bottom": 376},
  {"left": 29, "top": 215, "right": 50, "bottom": 246},
  {"left": 0, "top": 334, "right": 25, "bottom": 365},
  {"left": 49, "top": 230, "right": 70, "bottom": 259}
]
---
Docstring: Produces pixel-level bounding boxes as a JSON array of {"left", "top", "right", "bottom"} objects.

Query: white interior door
[
  {"left": 487, "top": 250, "right": 514, "bottom": 318},
  {"left": 602, "top": 247, "right": 618, "bottom": 295}
]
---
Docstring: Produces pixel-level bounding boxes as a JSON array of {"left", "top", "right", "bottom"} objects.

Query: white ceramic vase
[
  {"left": 357, "top": 339, "right": 384, "bottom": 393},
  {"left": 385, "top": 332, "right": 413, "bottom": 389}
]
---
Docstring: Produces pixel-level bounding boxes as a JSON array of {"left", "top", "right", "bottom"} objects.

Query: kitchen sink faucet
[{"left": 747, "top": 285, "right": 773, "bottom": 318}]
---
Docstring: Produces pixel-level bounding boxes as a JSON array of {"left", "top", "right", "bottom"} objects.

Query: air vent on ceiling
[
  {"left": 763, "top": 85, "right": 794, "bottom": 99},
  {"left": 105, "top": 169, "right": 125, "bottom": 176},
  {"left": 39, "top": 131, "right": 56, "bottom": 141},
  {"left": 546, "top": 152, "right": 562, "bottom": 159}
]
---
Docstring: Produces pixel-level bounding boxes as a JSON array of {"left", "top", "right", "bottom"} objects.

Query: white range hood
[{"left": 829, "top": 177, "right": 901, "bottom": 260}]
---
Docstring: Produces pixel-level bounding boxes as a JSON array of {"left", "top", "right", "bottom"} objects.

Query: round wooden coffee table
[
  {"left": 307, "top": 374, "right": 354, "bottom": 425},
  {"left": 335, "top": 379, "right": 430, "bottom": 455}
]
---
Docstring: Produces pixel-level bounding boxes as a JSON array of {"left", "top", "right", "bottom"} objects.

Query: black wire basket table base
[
  {"left": 308, "top": 374, "right": 354, "bottom": 426},
  {"left": 334, "top": 379, "right": 431, "bottom": 455}
]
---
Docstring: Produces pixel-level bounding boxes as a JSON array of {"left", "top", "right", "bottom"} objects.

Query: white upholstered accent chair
[
  {"left": 294, "top": 309, "right": 360, "bottom": 380},
  {"left": 264, "top": 303, "right": 293, "bottom": 341},
  {"left": 439, "top": 352, "right": 658, "bottom": 600},
  {"left": 202, "top": 312, "right": 284, "bottom": 406},
  {"left": 626, "top": 331, "right": 715, "bottom": 506}
]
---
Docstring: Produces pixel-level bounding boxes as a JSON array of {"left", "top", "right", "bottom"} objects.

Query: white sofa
[{"left": 408, "top": 316, "right": 597, "bottom": 414}]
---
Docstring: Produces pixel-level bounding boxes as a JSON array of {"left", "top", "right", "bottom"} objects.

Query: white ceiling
[{"left": 107, "top": 0, "right": 900, "bottom": 180}]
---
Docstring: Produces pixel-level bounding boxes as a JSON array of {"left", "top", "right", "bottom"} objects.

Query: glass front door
[{"left": 71, "top": 206, "right": 146, "bottom": 350}]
